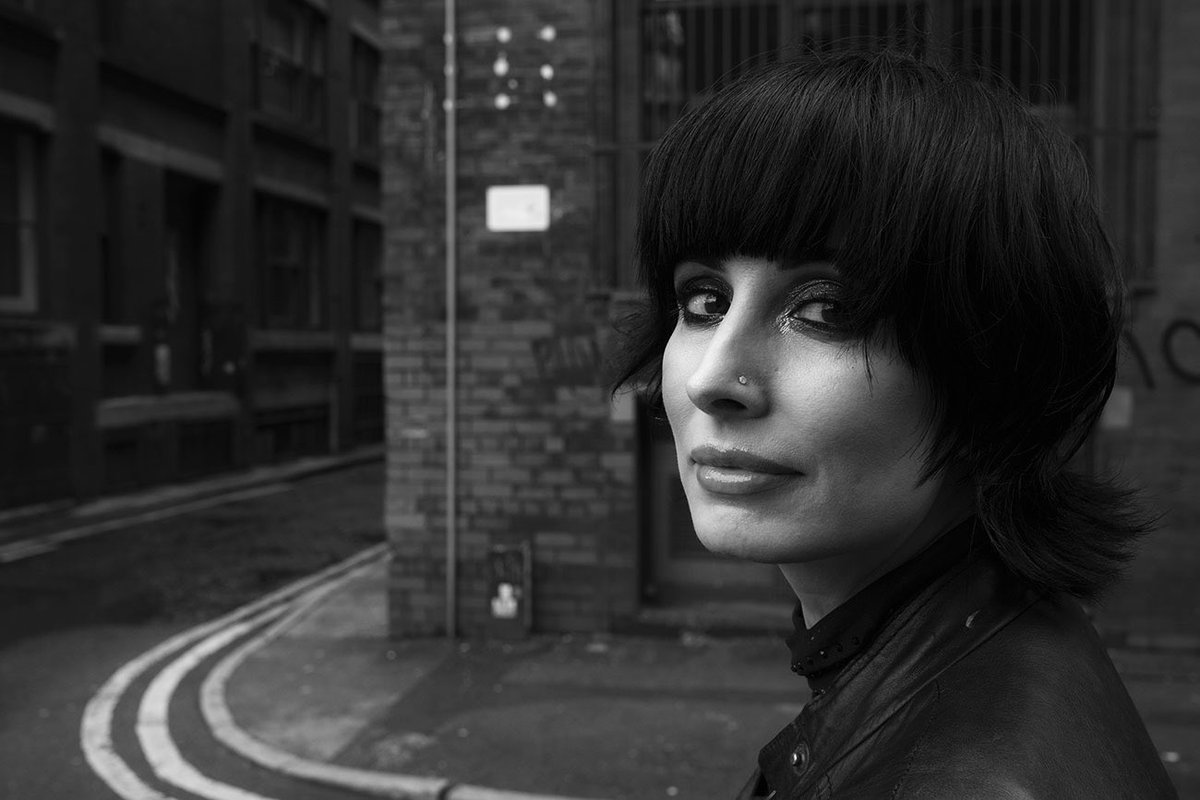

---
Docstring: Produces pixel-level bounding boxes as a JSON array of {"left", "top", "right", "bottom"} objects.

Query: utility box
[{"left": 487, "top": 540, "right": 532, "bottom": 638}]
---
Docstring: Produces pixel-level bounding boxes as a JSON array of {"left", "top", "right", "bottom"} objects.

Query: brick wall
[
  {"left": 381, "top": 0, "right": 639, "bottom": 637},
  {"left": 1095, "top": 0, "right": 1200, "bottom": 640}
]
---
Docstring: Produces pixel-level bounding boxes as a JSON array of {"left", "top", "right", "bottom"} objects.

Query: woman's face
[{"left": 662, "top": 255, "right": 965, "bottom": 570}]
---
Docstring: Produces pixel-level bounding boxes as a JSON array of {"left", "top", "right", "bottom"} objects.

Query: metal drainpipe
[{"left": 443, "top": 0, "right": 458, "bottom": 639}]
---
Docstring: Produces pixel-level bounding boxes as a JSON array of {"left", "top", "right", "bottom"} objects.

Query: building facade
[
  {"left": 0, "top": 0, "right": 384, "bottom": 512},
  {"left": 383, "top": 0, "right": 1199, "bottom": 639}
]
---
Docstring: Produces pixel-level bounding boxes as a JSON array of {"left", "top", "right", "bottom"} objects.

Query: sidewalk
[
  {"left": 0, "top": 446, "right": 382, "bottom": 559},
  {"left": 219, "top": 557, "right": 1200, "bottom": 800}
]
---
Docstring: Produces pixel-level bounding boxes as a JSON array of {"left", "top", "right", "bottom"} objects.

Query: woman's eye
[
  {"left": 791, "top": 299, "right": 843, "bottom": 327},
  {"left": 787, "top": 281, "right": 848, "bottom": 332},
  {"left": 678, "top": 286, "right": 729, "bottom": 321}
]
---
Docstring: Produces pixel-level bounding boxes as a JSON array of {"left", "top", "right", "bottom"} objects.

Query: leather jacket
[{"left": 739, "top": 548, "right": 1178, "bottom": 799}]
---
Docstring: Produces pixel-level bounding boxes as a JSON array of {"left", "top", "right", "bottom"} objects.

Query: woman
[{"left": 616, "top": 50, "right": 1177, "bottom": 799}]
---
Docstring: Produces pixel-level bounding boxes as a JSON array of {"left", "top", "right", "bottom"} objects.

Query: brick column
[{"left": 382, "top": 0, "right": 638, "bottom": 637}]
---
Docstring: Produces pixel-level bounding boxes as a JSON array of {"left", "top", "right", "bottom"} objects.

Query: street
[{"left": 0, "top": 462, "right": 386, "bottom": 799}]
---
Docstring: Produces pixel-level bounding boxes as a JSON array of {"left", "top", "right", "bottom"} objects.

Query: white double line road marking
[
  {"left": 81, "top": 544, "right": 388, "bottom": 800},
  {"left": 137, "top": 606, "right": 289, "bottom": 800},
  {"left": 199, "top": 576, "right": 449, "bottom": 799}
]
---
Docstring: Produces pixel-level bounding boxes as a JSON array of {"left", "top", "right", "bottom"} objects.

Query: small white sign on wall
[{"left": 486, "top": 185, "right": 550, "bottom": 232}]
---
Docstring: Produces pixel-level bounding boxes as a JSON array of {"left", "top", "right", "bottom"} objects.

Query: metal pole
[{"left": 443, "top": 0, "right": 458, "bottom": 639}]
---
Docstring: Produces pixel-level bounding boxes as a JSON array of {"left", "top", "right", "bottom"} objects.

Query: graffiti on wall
[
  {"left": 532, "top": 331, "right": 602, "bottom": 385},
  {"left": 1124, "top": 318, "right": 1200, "bottom": 389}
]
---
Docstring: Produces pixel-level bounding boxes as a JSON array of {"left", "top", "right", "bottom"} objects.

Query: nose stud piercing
[{"left": 738, "top": 375, "right": 748, "bottom": 385}]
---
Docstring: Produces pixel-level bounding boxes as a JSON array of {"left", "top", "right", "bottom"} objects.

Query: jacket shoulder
[
  {"left": 890, "top": 594, "right": 1177, "bottom": 800},
  {"left": 893, "top": 771, "right": 1040, "bottom": 800}
]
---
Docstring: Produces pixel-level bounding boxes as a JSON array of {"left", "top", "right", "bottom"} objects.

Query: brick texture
[{"left": 381, "top": 0, "right": 637, "bottom": 637}]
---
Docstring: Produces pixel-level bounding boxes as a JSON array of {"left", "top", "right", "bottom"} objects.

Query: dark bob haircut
[{"left": 615, "top": 49, "right": 1150, "bottom": 602}]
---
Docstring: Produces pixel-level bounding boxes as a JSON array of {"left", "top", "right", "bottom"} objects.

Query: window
[
  {"left": 0, "top": 121, "right": 38, "bottom": 313},
  {"left": 641, "top": 4, "right": 782, "bottom": 141},
  {"left": 954, "top": 0, "right": 1084, "bottom": 105},
  {"left": 255, "top": 0, "right": 327, "bottom": 132},
  {"left": 100, "top": 151, "right": 124, "bottom": 323},
  {"left": 258, "top": 196, "right": 327, "bottom": 330},
  {"left": 638, "top": 1, "right": 1083, "bottom": 127},
  {"left": 350, "top": 36, "right": 381, "bottom": 154},
  {"left": 640, "top": 3, "right": 935, "bottom": 140},
  {"left": 352, "top": 220, "right": 382, "bottom": 331},
  {"left": 620, "top": 0, "right": 1153, "bottom": 287}
]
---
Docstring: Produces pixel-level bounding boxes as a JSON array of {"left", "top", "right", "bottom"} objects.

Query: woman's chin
[
  {"left": 690, "top": 507, "right": 849, "bottom": 564},
  {"left": 692, "top": 522, "right": 790, "bottom": 563}
]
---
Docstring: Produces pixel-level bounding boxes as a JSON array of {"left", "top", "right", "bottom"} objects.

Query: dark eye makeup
[
  {"left": 673, "top": 275, "right": 848, "bottom": 335},
  {"left": 676, "top": 278, "right": 730, "bottom": 325},
  {"left": 784, "top": 279, "right": 848, "bottom": 333}
]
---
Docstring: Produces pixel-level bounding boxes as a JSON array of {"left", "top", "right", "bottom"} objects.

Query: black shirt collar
[{"left": 786, "top": 517, "right": 980, "bottom": 695}]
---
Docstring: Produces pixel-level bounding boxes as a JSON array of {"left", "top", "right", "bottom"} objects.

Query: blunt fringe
[{"left": 613, "top": 49, "right": 1153, "bottom": 602}]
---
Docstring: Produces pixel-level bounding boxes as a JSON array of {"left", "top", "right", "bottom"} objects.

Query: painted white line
[
  {"left": 81, "top": 543, "right": 389, "bottom": 800},
  {"left": 200, "top": 558, "right": 596, "bottom": 800},
  {"left": 200, "top": 560, "right": 448, "bottom": 800},
  {"left": 448, "top": 786, "right": 607, "bottom": 800},
  {"left": 81, "top": 605, "right": 239, "bottom": 800},
  {"left": 0, "top": 498, "right": 68, "bottom": 526},
  {"left": 0, "top": 538, "right": 59, "bottom": 563},
  {"left": 50, "top": 484, "right": 293, "bottom": 546},
  {"left": 138, "top": 607, "right": 289, "bottom": 800}
]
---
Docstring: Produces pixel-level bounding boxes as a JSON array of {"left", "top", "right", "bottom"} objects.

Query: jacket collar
[
  {"left": 787, "top": 522, "right": 977, "bottom": 694},
  {"left": 760, "top": 544, "right": 1043, "bottom": 797}
]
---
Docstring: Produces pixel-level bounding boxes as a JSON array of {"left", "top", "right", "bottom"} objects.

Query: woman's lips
[{"left": 689, "top": 445, "right": 802, "bottom": 496}]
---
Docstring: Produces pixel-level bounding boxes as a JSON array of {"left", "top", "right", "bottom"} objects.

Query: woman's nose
[{"left": 684, "top": 324, "right": 768, "bottom": 418}]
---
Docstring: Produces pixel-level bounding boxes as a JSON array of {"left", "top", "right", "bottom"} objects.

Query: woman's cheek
[{"left": 661, "top": 333, "right": 694, "bottom": 428}]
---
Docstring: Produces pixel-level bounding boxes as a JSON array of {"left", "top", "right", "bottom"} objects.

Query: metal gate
[{"left": 608, "top": 0, "right": 1159, "bottom": 287}]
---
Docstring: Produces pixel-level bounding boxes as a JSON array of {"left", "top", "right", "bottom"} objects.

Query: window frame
[
  {"left": 611, "top": 0, "right": 1157, "bottom": 289},
  {"left": 0, "top": 122, "right": 40, "bottom": 314},
  {"left": 351, "top": 218, "right": 382, "bottom": 332},
  {"left": 257, "top": 194, "right": 328, "bottom": 331},
  {"left": 349, "top": 35, "right": 382, "bottom": 155},
  {"left": 253, "top": 0, "right": 329, "bottom": 134}
]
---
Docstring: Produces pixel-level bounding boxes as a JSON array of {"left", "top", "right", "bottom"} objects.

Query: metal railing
[{"left": 609, "top": 0, "right": 1158, "bottom": 286}]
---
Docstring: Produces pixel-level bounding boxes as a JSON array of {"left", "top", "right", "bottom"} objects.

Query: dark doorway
[{"left": 162, "top": 172, "right": 216, "bottom": 392}]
